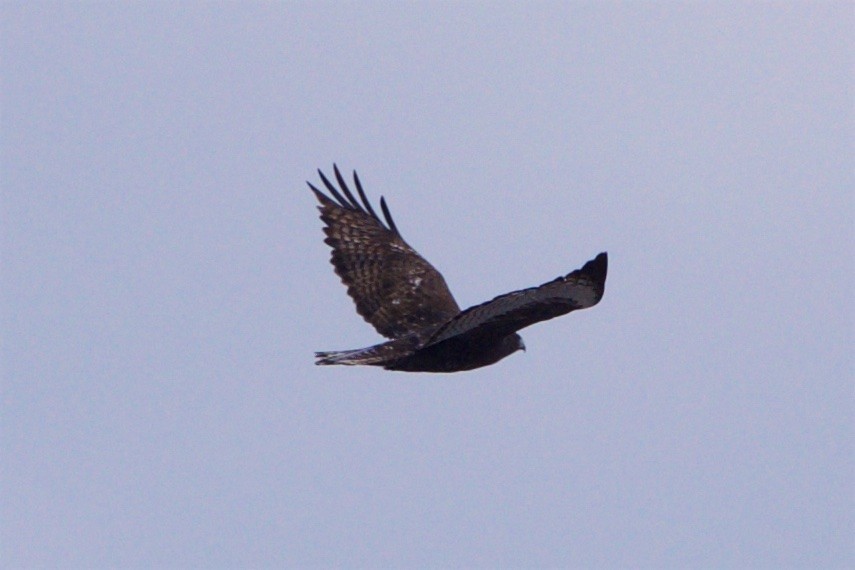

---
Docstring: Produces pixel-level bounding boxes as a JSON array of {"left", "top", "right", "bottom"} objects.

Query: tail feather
[
  {"left": 314, "top": 335, "right": 421, "bottom": 367},
  {"left": 315, "top": 347, "right": 389, "bottom": 366}
]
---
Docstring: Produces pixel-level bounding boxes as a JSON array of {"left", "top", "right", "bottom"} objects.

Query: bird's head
[{"left": 507, "top": 333, "right": 525, "bottom": 355}]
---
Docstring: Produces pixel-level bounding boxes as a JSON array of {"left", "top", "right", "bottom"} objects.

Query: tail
[
  {"left": 314, "top": 347, "right": 388, "bottom": 366},
  {"left": 314, "top": 335, "right": 421, "bottom": 367}
]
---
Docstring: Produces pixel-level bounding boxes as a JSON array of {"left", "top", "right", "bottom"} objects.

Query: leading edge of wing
[
  {"left": 307, "top": 164, "right": 401, "bottom": 237},
  {"left": 426, "top": 252, "right": 608, "bottom": 345}
]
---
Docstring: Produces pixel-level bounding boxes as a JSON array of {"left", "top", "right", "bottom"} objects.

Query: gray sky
[{"left": 2, "top": 2, "right": 852, "bottom": 568}]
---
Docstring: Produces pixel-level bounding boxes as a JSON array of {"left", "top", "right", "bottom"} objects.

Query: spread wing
[
  {"left": 309, "top": 165, "right": 461, "bottom": 339},
  {"left": 425, "top": 253, "right": 607, "bottom": 346}
]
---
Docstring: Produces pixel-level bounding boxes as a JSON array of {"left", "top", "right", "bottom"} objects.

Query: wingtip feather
[{"left": 583, "top": 252, "right": 608, "bottom": 284}]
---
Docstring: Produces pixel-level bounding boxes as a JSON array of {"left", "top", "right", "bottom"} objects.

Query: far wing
[
  {"left": 309, "top": 165, "right": 461, "bottom": 339},
  {"left": 426, "top": 253, "right": 607, "bottom": 345}
]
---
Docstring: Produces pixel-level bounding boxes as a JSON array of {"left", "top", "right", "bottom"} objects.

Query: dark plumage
[{"left": 309, "top": 165, "right": 607, "bottom": 373}]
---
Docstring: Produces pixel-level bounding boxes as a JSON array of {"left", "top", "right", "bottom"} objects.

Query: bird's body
[{"left": 309, "top": 166, "right": 607, "bottom": 373}]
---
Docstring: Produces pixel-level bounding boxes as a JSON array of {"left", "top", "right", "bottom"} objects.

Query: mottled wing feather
[
  {"left": 426, "top": 253, "right": 608, "bottom": 345},
  {"left": 310, "top": 165, "right": 461, "bottom": 339}
]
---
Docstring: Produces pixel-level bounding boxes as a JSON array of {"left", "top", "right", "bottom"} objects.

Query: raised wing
[
  {"left": 426, "top": 253, "right": 607, "bottom": 345},
  {"left": 309, "top": 165, "right": 461, "bottom": 339}
]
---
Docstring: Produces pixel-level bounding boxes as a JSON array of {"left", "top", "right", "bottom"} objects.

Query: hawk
[{"left": 309, "top": 165, "right": 607, "bottom": 373}]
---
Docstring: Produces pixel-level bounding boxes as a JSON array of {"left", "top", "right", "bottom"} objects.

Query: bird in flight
[{"left": 309, "top": 165, "right": 607, "bottom": 373}]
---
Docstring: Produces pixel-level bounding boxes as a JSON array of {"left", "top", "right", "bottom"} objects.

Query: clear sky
[{"left": 2, "top": 2, "right": 852, "bottom": 568}]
